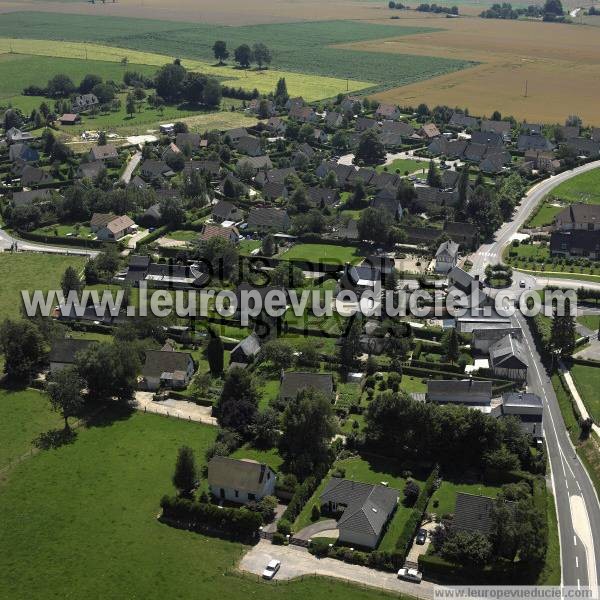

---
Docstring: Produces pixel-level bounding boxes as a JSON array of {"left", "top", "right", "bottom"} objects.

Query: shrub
[
  {"left": 257, "top": 495, "right": 278, "bottom": 523},
  {"left": 311, "top": 503, "right": 321, "bottom": 522},
  {"left": 277, "top": 518, "right": 292, "bottom": 536},
  {"left": 272, "top": 532, "right": 286, "bottom": 545},
  {"left": 309, "top": 538, "right": 330, "bottom": 557}
]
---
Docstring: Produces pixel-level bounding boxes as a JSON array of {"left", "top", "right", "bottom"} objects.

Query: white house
[
  {"left": 90, "top": 213, "right": 136, "bottom": 241},
  {"left": 207, "top": 456, "right": 276, "bottom": 504},
  {"left": 140, "top": 349, "right": 195, "bottom": 391},
  {"left": 48, "top": 338, "right": 95, "bottom": 373},
  {"left": 489, "top": 333, "right": 528, "bottom": 381},
  {"left": 435, "top": 240, "right": 459, "bottom": 273}
]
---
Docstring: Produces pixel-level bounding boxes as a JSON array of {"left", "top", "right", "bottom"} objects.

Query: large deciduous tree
[
  {"left": 172, "top": 445, "right": 198, "bottom": 497},
  {"left": 214, "top": 367, "right": 258, "bottom": 436},
  {"left": 212, "top": 40, "right": 229, "bottom": 64},
  {"left": 0, "top": 319, "right": 46, "bottom": 383},
  {"left": 234, "top": 44, "right": 253, "bottom": 69},
  {"left": 46, "top": 366, "right": 84, "bottom": 431}
]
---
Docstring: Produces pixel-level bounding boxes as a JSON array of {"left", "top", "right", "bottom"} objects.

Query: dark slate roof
[
  {"left": 140, "top": 159, "right": 172, "bottom": 178},
  {"left": 78, "top": 161, "right": 105, "bottom": 180},
  {"left": 183, "top": 160, "right": 221, "bottom": 177},
  {"left": 427, "top": 379, "right": 492, "bottom": 405},
  {"left": 448, "top": 266, "right": 476, "bottom": 292},
  {"left": 449, "top": 112, "right": 478, "bottom": 129},
  {"left": 255, "top": 167, "right": 296, "bottom": 186},
  {"left": 280, "top": 371, "right": 334, "bottom": 399},
  {"left": 436, "top": 239, "right": 459, "bottom": 259},
  {"left": 49, "top": 338, "right": 96, "bottom": 364},
  {"left": 208, "top": 456, "right": 274, "bottom": 493},
  {"left": 320, "top": 478, "right": 399, "bottom": 538},
  {"left": 441, "top": 170, "right": 460, "bottom": 189},
  {"left": 262, "top": 181, "right": 287, "bottom": 200},
  {"left": 247, "top": 207, "right": 289, "bottom": 230},
  {"left": 142, "top": 349, "right": 192, "bottom": 378},
  {"left": 372, "top": 194, "right": 401, "bottom": 218},
  {"left": 565, "top": 138, "right": 600, "bottom": 157},
  {"left": 11, "top": 188, "right": 52, "bottom": 207},
  {"left": 381, "top": 120, "right": 415, "bottom": 138},
  {"left": 230, "top": 333, "right": 261, "bottom": 360},
  {"left": 453, "top": 493, "right": 497, "bottom": 534},
  {"left": 20, "top": 165, "right": 51, "bottom": 186},
  {"left": 555, "top": 203, "right": 600, "bottom": 228},
  {"left": 363, "top": 255, "right": 395, "bottom": 274},
  {"left": 236, "top": 135, "right": 262, "bottom": 156},
  {"left": 307, "top": 186, "right": 338, "bottom": 207},
  {"left": 480, "top": 153, "right": 507, "bottom": 174},
  {"left": 471, "top": 131, "right": 504, "bottom": 147},
  {"left": 481, "top": 120, "right": 511, "bottom": 135},
  {"left": 175, "top": 132, "right": 201, "bottom": 149},
  {"left": 502, "top": 392, "right": 543, "bottom": 413},
  {"left": 550, "top": 229, "right": 600, "bottom": 254},
  {"left": 444, "top": 221, "right": 478, "bottom": 241},
  {"left": 517, "top": 134, "right": 554, "bottom": 152},
  {"left": 212, "top": 200, "right": 239, "bottom": 220},
  {"left": 356, "top": 117, "right": 378, "bottom": 131},
  {"left": 9, "top": 143, "right": 39, "bottom": 163},
  {"left": 489, "top": 333, "right": 528, "bottom": 369},
  {"left": 128, "top": 255, "right": 151, "bottom": 269}
]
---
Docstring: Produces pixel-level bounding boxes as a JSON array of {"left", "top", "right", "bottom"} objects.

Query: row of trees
[{"left": 212, "top": 40, "right": 272, "bottom": 69}]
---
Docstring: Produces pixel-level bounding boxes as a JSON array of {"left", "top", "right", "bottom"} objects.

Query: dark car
[{"left": 416, "top": 528, "right": 428, "bottom": 545}]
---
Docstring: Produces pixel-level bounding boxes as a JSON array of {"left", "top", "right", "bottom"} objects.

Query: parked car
[
  {"left": 519, "top": 279, "right": 526, "bottom": 288},
  {"left": 398, "top": 568, "right": 423, "bottom": 583},
  {"left": 262, "top": 559, "right": 281, "bottom": 580},
  {"left": 416, "top": 528, "right": 428, "bottom": 545}
]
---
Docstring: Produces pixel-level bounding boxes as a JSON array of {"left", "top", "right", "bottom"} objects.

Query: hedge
[
  {"left": 308, "top": 541, "right": 403, "bottom": 572},
  {"left": 281, "top": 475, "right": 320, "bottom": 523},
  {"left": 16, "top": 229, "right": 110, "bottom": 249},
  {"left": 136, "top": 224, "right": 171, "bottom": 247},
  {"left": 160, "top": 495, "right": 262, "bottom": 540}
]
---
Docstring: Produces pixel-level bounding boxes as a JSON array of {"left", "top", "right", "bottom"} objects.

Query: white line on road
[{"left": 575, "top": 536, "right": 577, "bottom": 546}]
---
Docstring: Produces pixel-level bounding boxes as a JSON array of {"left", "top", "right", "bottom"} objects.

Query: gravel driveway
[{"left": 239, "top": 539, "right": 433, "bottom": 598}]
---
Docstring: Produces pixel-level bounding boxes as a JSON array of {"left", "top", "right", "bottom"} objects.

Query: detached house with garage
[
  {"left": 90, "top": 213, "right": 136, "bottom": 241},
  {"left": 319, "top": 479, "right": 399, "bottom": 549},
  {"left": 140, "top": 348, "right": 195, "bottom": 391},
  {"left": 435, "top": 240, "right": 459, "bottom": 273},
  {"left": 208, "top": 456, "right": 276, "bottom": 505},
  {"left": 48, "top": 338, "right": 95, "bottom": 373},
  {"left": 279, "top": 371, "right": 334, "bottom": 402}
]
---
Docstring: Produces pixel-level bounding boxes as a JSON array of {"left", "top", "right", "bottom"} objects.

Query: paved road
[
  {"left": 0, "top": 227, "right": 98, "bottom": 257},
  {"left": 468, "top": 162, "right": 600, "bottom": 590},
  {"left": 120, "top": 150, "right": 142, "bottom": 184}
]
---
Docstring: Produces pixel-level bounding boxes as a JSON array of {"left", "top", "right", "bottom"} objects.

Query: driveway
[
  {"left": 120, "top": 150, "right": 142, "bottom": 184},
  {"left": 294, "top": 519, "right": 337, "bottom": 541},
  {"left": 239, "top": 539, "right": 433, "bottom": 598},
  {"left": 134, "top": 391, "right": 217, "bottom": 425}
]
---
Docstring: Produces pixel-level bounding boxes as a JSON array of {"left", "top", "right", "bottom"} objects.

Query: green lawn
[
  {"left": 280, "top": 243, "right": 363, "bottom": 265},
  {"left": 231, "top": 445, "right": 284, "bottom": 473},
  {"left": 400, "top": 375, "right": 427, "bottom": 394},
  {"left": 550, "top": 168, "right": 600, "bottom": 205},
  {"left": 0, "top": 252, "right": 86, "bottom": 317},
  {"left": 239, "top": 240, "right": 261, "bottom": 255},
  {"left": 577, "top": 314, "right": 600, "bottom": 331},
  {"left": 429, "top": 480, "right": 501, "bottom": 516},
  {"left": 0, "top": 388, "right": 62, "bottom": 468},
  {"left": 526, "top": 202, "right": 564, "bottom": 228},
  {"left": 33, "top": 223, "right": 94, "bottom": 239},
  {"left": 0, "top": 408, "right": 399, "bottom": 600},
  {"left": 166, "top": 229, "right": 198, "bottom": 243},
  {"left": 376, "top": 159, "right": 427, "bottom": 175},
  {"left": 571, "top": 363, "right": 600, "bottom": 422}
]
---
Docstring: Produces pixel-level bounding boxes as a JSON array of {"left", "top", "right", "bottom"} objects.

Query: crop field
[
  {"left": 0, "top": 14, "right": 473, "bottom": 95},
  {"left": 344, "top": 15, "right": 600, "bottom": 124}
]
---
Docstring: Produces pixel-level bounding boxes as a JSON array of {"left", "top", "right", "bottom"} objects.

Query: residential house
[
  {"left": 9, "top": 143, "right": 39, "bottom": 163},
  {"left": 340, "top": 96, "right": 362, "bottom": 114},
  {"left": 88, "top": 144, "right": 119, "bottom": 163},
  {"left": 246, "top": 207, "right": 290, "bottom": 232},
  {"left": 72, "top": 93, "right": 99, "bottom": 113},
  {"left": 444, "top": 221, "right": 479, "bottom": 249},
  {"left": 199, "top": 223, "right": 239, "bottom": 244},
  {"left": 207, "top": 456, "right": 276, "bottom": 505},
  {"left": 307, "top": 186, "right": 339, "bottom": 208},
  {"left": 550, "top": 229, "right": 600, "bottom": 259},
  {"left": 262, "top": 181, "right": 288, "bottom": 201},
  {"left": 472, "top": 326, "right": 522, "bottom": 353},
  {"left": 524, "top": 150, "right": 560, "bottom": 174},
  {"left": 266, "top": 117, "right": 287, "bottom": 136},
  {"left": 6, "top": 127, "right": 34, "bottom": 144},
  {"left": 229, "top": 333, "right": 262, "bottom": 366},
  {"left": 48, "top": 338, "right": 95, "bottom": 373},
  {"left": 319, "top": 479, "right": 399, "bottom": 549},
  {"left": 11, "top": 188, "right": 52, "bottom": 208},
  {"left": 447, "top": 266, "right": 480, "bottom": 294},
  {"left": 90, "top": 213, "right": 136, "bottom": 241},
  {"left": 557, "top": 125, "right": 580, "bottom": 140},
  {"left": 418, "top": 123, "right": 441, "bottom": 139},
  {"left": 449, "top": 112, "right": 478, "bottom": 130},
  {"left": 289, "top": 105, "right": 317, "bottom": 123},
  {"left": 498, "top": 392, "right": 543, "bottom": 440},
  {"left": 58, "top": 113, "right": 81, "bottom": 125},
  {"left": 452, "top": 493, "right": 497, "bottom": 534},
  {"left": 426, "top": 379, "right": 493, "bottom": 410},
  {"left": 340, "top": 263, "right": 381, "bottom": 293},
  {"left": 481, "top": 119, "right": 511, "bottom": 140},
  {"left": 224, "top": 127, "right": 248, "bottom": 144},
  {"left": 480, "top": 152, "right": 508, "bottom": 174},
  {"left": 212, "top": 200, "right": 244, "bottom": 223},
  {"left": 140, "top": 159, "right": 174, "bottom": 181},
  {"left": 489, "top": 332, "right": 528, "bottom": 381},
  {"left": 246, "top": 97, "right": 275, "bottom": 116},
  {"left": 325, "top": 111, "right": 344, "bottom": 128},
  {"left": 554, "top": 203, "right": 600, "bottom": 231},
  {"left": 356, "top": 117, "right": 378, "bottom": 132},
  {"left": 237, "top": 155, "right": 273, "bottom": 173},
  {"left": 124, "top": 259, "right": 208, "bottom": 289},
  {"left": 184, "top": 160, "right": 221, "bottom": 179},
  {"left": 141, "top": 203, "right": 162, "bottom": 226},
  {"left": 175, "top": 132, "right": 202, "bottom": 151},
  {"left": 236, "top": 135, "right": 263, "bottom": 157},
  {"left": 77, "top": 161, "right": 105, "bottom": 180},
  {"left": 20, "top": 165, "right": 52, "bottom": 187},
  {"left": 375, "top": 103, "right": 401, "bottom": 120},
  {"left": 312, "top": 128, "right": 328, "bottom": 144},
  {"left": 565, "top": 138, "right": 600, "bottom": 157},
  {"left": 279, "top": 371, "right": 334, "bottom": 402},
  {"left": 517, "top": 134, "right": 554, "bottom": 152},
  {"left": 371, "top": 190, "right": 403, "bottom": 220},
  {"left": 286, "top": 96, "right": 305, "bottom": 111},
  {"left": 435, "top": 240, "right": 459, "bottom": 273},
  {"left": 592, "top": 128, "right": 600, "bottom": 143},
  {"left": 471, "top": 131, "right": 504, "bottom": 148},
  {"left": 255, "top": 167, "right": 296, "bottom": 187},
  {"left": 140, "top": 348, "right": 195, "bottom": 391}
]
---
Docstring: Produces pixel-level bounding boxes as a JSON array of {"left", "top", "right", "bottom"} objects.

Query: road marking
[
  {"left": 576, "top": 556, "right": 579, "bottom": 568},
  {"left": 574, "top": 536, "right": 577, "bottom": 546},
  {"left": 565, "top": 478, "right": 569, "bottom": 490},
  {"left": 578, "top": 579, "right": 581, "bottom": 589}
]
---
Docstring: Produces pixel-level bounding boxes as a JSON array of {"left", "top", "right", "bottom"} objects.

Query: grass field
[
  {"left": 0, "top": 407, "right": 400, "bottom": 600},
  {"left": 577, "top": 314, "right": 600, "bottom": 331},
  {"left": 231, "top": 445, "right": 284, "bottom": 472},
  {"left": 377, "top": 158, "right": 427, "bottom": 175},
  {"left": 0, "top": 252, "right": 86, "bottom": 318},
  {"left": 280, "top": 243, "right": 363, "bottom": 265},
  {"left": 0, "top": 15, "right": 472, "bottom": 96},
  {"left": 550, "top": 168, "right": 600, "bottom": 205},
  {"left": 0, "top": 388, "right": 62, "bottom": 468},
  {"left": 525, "top": 202, "right": 564, "bottom": 228},
  {"left": 571, "top": 363, "right": 600, "bottom": 422},
  {"left": 429, "top": 480, "right": 501, "bottom": 516}
]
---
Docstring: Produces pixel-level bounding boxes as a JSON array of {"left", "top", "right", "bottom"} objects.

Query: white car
[
  {"left": 397, "top": 567, "right": 423, "bottom": 583},
  {"left": 262, "top": 559, "right": 281, "bottom": 580}
]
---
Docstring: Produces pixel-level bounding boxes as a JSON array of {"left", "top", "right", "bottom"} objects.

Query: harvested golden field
[{"left": 344, "top": 15, "right": 600, "bottom": 124}]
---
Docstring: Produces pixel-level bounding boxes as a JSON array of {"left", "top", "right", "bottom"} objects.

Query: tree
[
  {"left": 550, "top": 304, "right": 576, "bottom": 358},
  {"left": 258, "top": 339, "right": 294, "bottom": 370},
  {"left": 355, "top": 129, "right": 385, "bottom": 165},
  {"left": 311, "top": 504, "right": 321, "bottom": 521},
  {"left": 80, "top": 73, "right": 103, "bottom": 94},
  {"left": 126, "top": 93, "right": 136, "bottom": 118},
  {"left": 279, "top": 388, "right": 336, "bottom": 478},
  {"left": 357, "top": 207, "right": 388, "bottom": 242},
  {"left": 274, "top": 77, "right": 289, "bottom": 106},
  {"left": 426, "top": 160, "right": 442, "bottom": 187},
  {"left": 214, "top": 367, "right": 259, "bottom": 436},
  {"left": 61, "top": 265, "right": 82, "bottom": 299},
  {"left": 46, "top": 366, "right": 84, "bottom": 431},
  {"left": 202, "top": 78, "right": 222, "bottom": 107},
  {"left": 0, "top": 319, "right": 46, "bottom": 382},
  {"left": 3, "top": 108, "right": 23, "bottom": 131},
  {"left": 248, "top": 407, "right": 279, "bottom": 449},
  {"left": 206, "top": 329, "right": 224, "bottom": 375},
  {"left": 182, "top": 72, "right": 207, "bottom": 103},
  {"left": 252, "top": 43, "right": 272, "bottom": 69},
  {"left": 403, "top": 480, "right": 420, "bottom": 506},
  {"left": 466, "top": 185, "right": 502, "bottom": 240},
  {"left": 172, "top": 446, "right": 198, "bottom": 497},
  {"left": 261, "top": 233, "right": 277, "bottom": 256},
  {"left": 441, "top": 530, "right": 492, "bottom": 567},
  {"left": 212, "top": 40, "right": 229, "bottom": 64},
  {"left": 159, "top": 195, "right": 185, "bottom": 228},
  {"left": 50, "top": 141, "right": 71, "bottom": 163},
  {"left": 544, "top": 0, "right": 563, "bottom": 15},
  {"left": 47, "top": 73, "right": 76, "bottom": 98},
  {"left": 234, "top": 44, "right": 253, "bottom": 68},
  {"left": 155, "top": 62, "right": 187, "bottom": 101},
  {"left": 338, "top": 314, "right": 363, "bottom": 371},
  {"left": 91, "top": 82, "right": 115, "bottom": 104},
  {"left": 442, "top": 327, "right": 460, "bottom": 363}
]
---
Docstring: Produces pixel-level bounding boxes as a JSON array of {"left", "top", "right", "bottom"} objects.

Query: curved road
[
  {"left": 0, "top": 227, "right": 98, "bottom": 257},
  {"left": 469, "top": 160, "right": 600, "bottom": 591}
]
